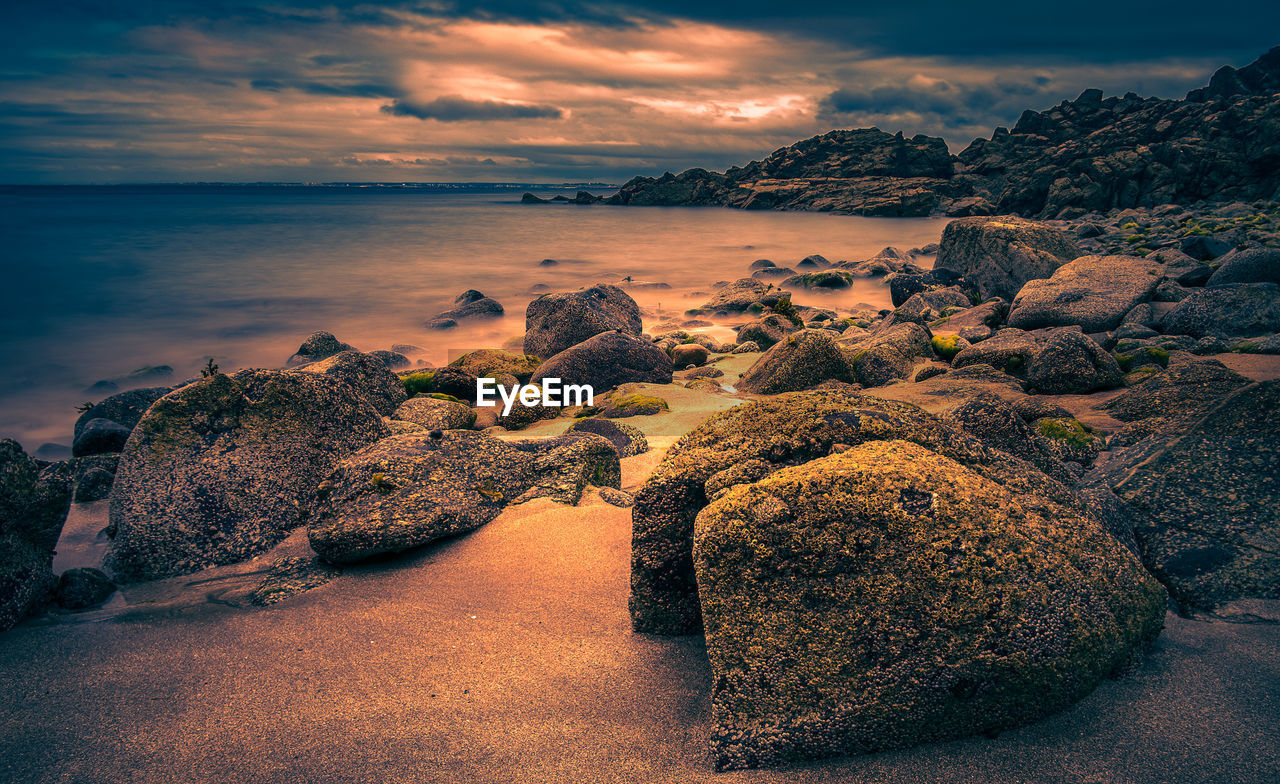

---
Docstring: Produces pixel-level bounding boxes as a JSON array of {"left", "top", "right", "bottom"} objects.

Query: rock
[
  {"left": 1011, "top": 397, "right": 1074, "bottom": 422},
  {"left": 701, "top": 278, "right": 786, "bottom": 312},
  {"left": 308, "top": 431, "right": 619, "bottom": 563},
  {"left": 1163, "top": 283, "right": 1280, "bottom": 337},
  {"left": 424, "top": 366, "right": 480, "bottom": 405},
  {"left": 749, "top": 259, "right": 775, "bottom": 270},
  {"left": 945, "top": 195, "right": 996, "bottom": 216},
  {"left": 449, "top": 349, "right": 542, "bottom": 382},
  {"left": 106, "top": 369, "right": 389, "bottom": 582},
  {"left": 530, "top": 331, "right": 673, "bottom": 393},
  {"left": 524, "top": 284, "right": 642, "bottom": 359},
  {"left": 286, "top": 330, "right": 355, "bottom": 366},
  {"left": 1100, "top": 356, "right": 1250, "bottom": 422},
  {"left": 752, "top": 267, "right": 796, "bottom": 280},
  {"left": 782, "top": 270, "right": 855, "bottom": 289},
  {"left": 1033, "top": 417, "right": 1105, "bottom": 466},
  {"left": 731, "top": 341, "right": 760, "bottom": 354},
  {"left": 73, "top": 467, "right": 116, "bottom": 503},
  {"left": 736, "top": 314, "right": 800, "bottom": 350},
  {"left": 393, "top": 396, "right": 475, "bottom": 430},
  {"left": 1179, "top": 235, "right": 1233, "bottom": 261},
  {"left": 737, "top": 330, "right": 855, "bottom": 394},
  {"left": 943, "top": 397, "right": 1075, "bottom": 484},
  {"left": 1206, "top": 248, "right": 1280, "bottom": 286},
  {"left": 71, "top": 418, "right": 132, "bottom": 457},
  {"left": 630, "top": 392, "right": 1089, "bottom": 635},
  {"left": 796, "top": 254, "right": 830, "bottom": 268},
  {"left": 367, "top": 350, "right": 410, "bottom": 369},
  {"left": 1098, "top": 381, "right": 1280, "bottom": 610},
  {"left": 425, "top": 291, "right": 505, "bottom": 330},
  {"left": 1025, "top": 330, "right": 1124, "bottom": 394},
  {"left": 685, "top": 366, "right": 725, "bottom": 380},
  {"left": 842, "top": 323, "right": 934, "bottom": 387},
  {"left": 934, "top": 216, "right": 1081, "bottom": 300},
  {"left": 1150, "top": 247, "right": 1215, "bottom": 287},
  {"left": 589, "top": 387, "right": 669, "bottom": 418},
  {"left": 670, "top": 344, "right": 711, "bottom": 368},
  {"left": 292, "top": 350, "right": 408, "bottom": 416},
  {"left": 566, "top": 417, "right": 649, "bottom": 457},
  {"left": 931, "top": 298, "right": 1008, "bottom": 337},
  {"left": 599, "top": 487, "right": 634, "bottom": 507},
  {"left": 55, "top": 568, "right": 115, "bottom": 610},
  {"left": 73, "top": 386, "right": 173, "bottom": 442},
  {"left": 1, "top": 440, "right": 74, "bottom": 630},
  {"left": 249, "top": 556, "right": 341, "bottom": 606},
  {"left": 695, "top": 439, "right": 1164, "bottom": 770},
  {"left": 1007, "top": 255, "right": 1162, "bottom": 332},
  {"left": 951, "top": 328, "right": 1042, "bottom": 374}
]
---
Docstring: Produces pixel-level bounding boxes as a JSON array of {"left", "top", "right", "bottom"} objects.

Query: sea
[{"left": 0, "top": 183, "right": 949, "bottom": 455}]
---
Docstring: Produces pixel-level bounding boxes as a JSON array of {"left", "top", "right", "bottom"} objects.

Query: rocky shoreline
[{"left": 2, "top": 199, "right": 1279, "bottom": 774}]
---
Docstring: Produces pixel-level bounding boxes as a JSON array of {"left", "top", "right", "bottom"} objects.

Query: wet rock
[
  {"left": 249, "top": 556, "right": 341, "bottom": 606},
  {"left": 308, "top": 431, "right": 619, "bottom": 563},
  {"left": 670, "top": 344, "right": 711, "bottom": 367},
  {"left": 1179, "top": 235, "right": 1233, "bottom": 261},
  {"left": 426, "top": 290, "right": 505, "bottom": 330},
  {"left": 426, "top": 366, "right": 481, "bottom": 405},
  {"left": 1007, "top": 255, "right": 1162, "bottom": 332},
  {"left": 696, "top": 439, "right": 1163, "bottom": 770},
  {"left": 55, "top": 567, "right": 115, "bottom": 610},
  {"left": 737, "top": 330, "right": 855, "bottom": 394},
  {"left": 736, "top": 314, "right": 800, "bottom": 350},
  {"left": 393, "top": 396, "right": 475, "bottom": 431},
  {"left": 731, "top": 341, "right": 760, "bottom": 354},
  {"left": 701, "top": 278, "right": 786, "bottom": 312},
  {"left": 292, "top": 350, "right": 408, "bottom": 416},
  {"left": 842, "top": 322, "right": 934, "bottom": 387},
  {"left": 934, "top": 216, "right": 1081, "bottom": 300},
  {"left": 951, "top": 328, "right": 1042, "bottom": 374},
  {"left": 1163, "top": 283, "right": 1280, "bottom": 337},
  {"left": 286, "top": 330, "right": 355, "bottom": 366},
  {"left": 1, "top": 439, "right": 74, "bottom": 630},
  {"left": 73, "top": 466, "right": 116, "bottom": 503},
  {"left": 72, "top": 418, "right": 132, "bottom": 457},
  {"left": 1025, "top": 329, "right": 1124, "bottom": 394},
  {"left": 524, "top": 284, "right": 642, "bottom": 359},
  {"left": 106, "top": 369, "right": 389, "bottom": 582}
]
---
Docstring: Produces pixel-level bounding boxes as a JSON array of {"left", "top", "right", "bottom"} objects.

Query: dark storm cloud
[{"left": 381, "top": 96, "right": 565, "bottom": 121}]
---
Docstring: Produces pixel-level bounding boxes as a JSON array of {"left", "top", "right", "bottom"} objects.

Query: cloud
[{"left": 381, "top": 95, "right": 564, "bottom": 121}]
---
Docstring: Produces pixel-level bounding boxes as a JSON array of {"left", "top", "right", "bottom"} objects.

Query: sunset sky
[{"left": 2, "top": 1, "right": 1276, "bottom": 183}]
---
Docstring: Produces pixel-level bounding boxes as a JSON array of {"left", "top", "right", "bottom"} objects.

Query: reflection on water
[{"left": 0, "top": 185, "right": 946, "bottom": 451}]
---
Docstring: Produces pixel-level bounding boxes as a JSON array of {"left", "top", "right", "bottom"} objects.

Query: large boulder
[
  {"left": 841, "top": 322, "right": 933, "bottom": 387},
  {"left": 292, "top": 350, "right": 407, "bottom": 416},
  {"left": 1162, "top": 283, "right": 1280, "bottom": 338},
  {"left": 1206, "top": 248, "right": 1280, "bottom": 286},
  {"left": 308, "top": 431, "right": 619, "bottom": 563},
  {"left": 106, "top": 370, "right": 389, "bottom": 581},
  {"left": 286, "top": 331, "right": 355, "bottom": 366},
  {"left": 701, "top": 279, "right": 786, "bottom": 312},
  {"left": 934, "top": 216, "right": 1081, "bottom": 300},
  {"left": 523, "top": 284, "right": 642, "bottom": 359},
  {"left": 1, "top": 440, "right": 74, "bottom": 630},
  {"left": 1100, "top": 356, "right": 1250, "bottom": 422},
  {"left": 1025, "top": 330, "right": 1124, "bottom": 394},
  {"left": 1098, "top": 381, "right": 1280, "bottom": 610},
  {"left": 695, "top": 439, "right": 1165, "bottom": 770},
  {"left": 529, "top": 331, "right": 672, "bottom": 393},
  {"left": 736, "top": 330, "right": 855, "bottom": 394},
  {"left": 630, "top": 392, "right": 1087, "bottom": 635},
  {"left": 1007, "top": 255, "right": 1162, "bottom": 332}
]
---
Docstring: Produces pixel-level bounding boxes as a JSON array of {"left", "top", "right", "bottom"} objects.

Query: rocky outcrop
[
  {"left": 106, "top": 369, "right": 389, "bottom": 581},
  {"left": 523, "top": 284, "right": 642, "bottom": 359},
  {"left": 934, "top": 216, "right": 1081, "bottom": 301},
  {"left": 308, "top": 431, "right": 619, "bottom": 563},
  {"left": 696, "top": 439, "right": 1164, "bottom": 770}
]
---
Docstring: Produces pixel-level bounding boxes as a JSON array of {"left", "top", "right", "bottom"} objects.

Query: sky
[{"left": 1, "top": 1, "right": 1277, "bottom": 184}]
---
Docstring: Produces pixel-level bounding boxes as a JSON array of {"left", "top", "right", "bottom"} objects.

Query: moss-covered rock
[
  {"left": 592, "top": 388, "right": 669, "bottom": 418},
  {"left": 951, "top": 327, "right": 1042, "bottom": 375},
  {"left": 1101, "top": 356, "right": 1250, "bottom": 422},
  {"left": 943, "top": 397, "right": 1075, "bottom": 484},
  {"left": 530, "top": 331, "right": 673, "bottom": 392},
  {"left": 930, "top": 333, "right": 966, "bottom": 361},
  {"left": 448, "top": 349, "right": 541, "bottom": 382},
  {"left": 292, "top": 349, "right": 408, "bottom": 416},
  {"left": 630, "top": 392, "right": 1084, "bottom": 635},
  {"left": 841, "top": 323, "right": 933, "bottom": 387},
  {"left": 566, "top": 417, "right": 648, "bottom": 457},
  {"left": 400, "top": 370, "right": 436, "bottom": 396},
  {"left": 738, "top": 329, "right": 856, "bottom": 394},
  {"left": 1025, "top": 330, "right": 1123, "bottom": 394},
  {"left": 286, "top": 330, "right": 355, "bottom": 366},
  {"left": 106, "top": 369, "right": 389, "bottom": 581},
  {"left": 1035, "top": 417, "right": 1104, "bottom": 465},
  {"left": 694, "top": 439, "right": 1164, "bottom": 770},
  {"left": 736, "top": 314, "right": 800, "bottom": 350}
]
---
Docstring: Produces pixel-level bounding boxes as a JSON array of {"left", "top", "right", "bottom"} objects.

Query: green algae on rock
[{"left": 694, "top": 440, "right": 1165, "bottom": 770}]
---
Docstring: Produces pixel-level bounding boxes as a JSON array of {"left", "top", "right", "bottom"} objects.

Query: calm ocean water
[{"left": 0, "top": 185, "right": 947, "bottom": 453}]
